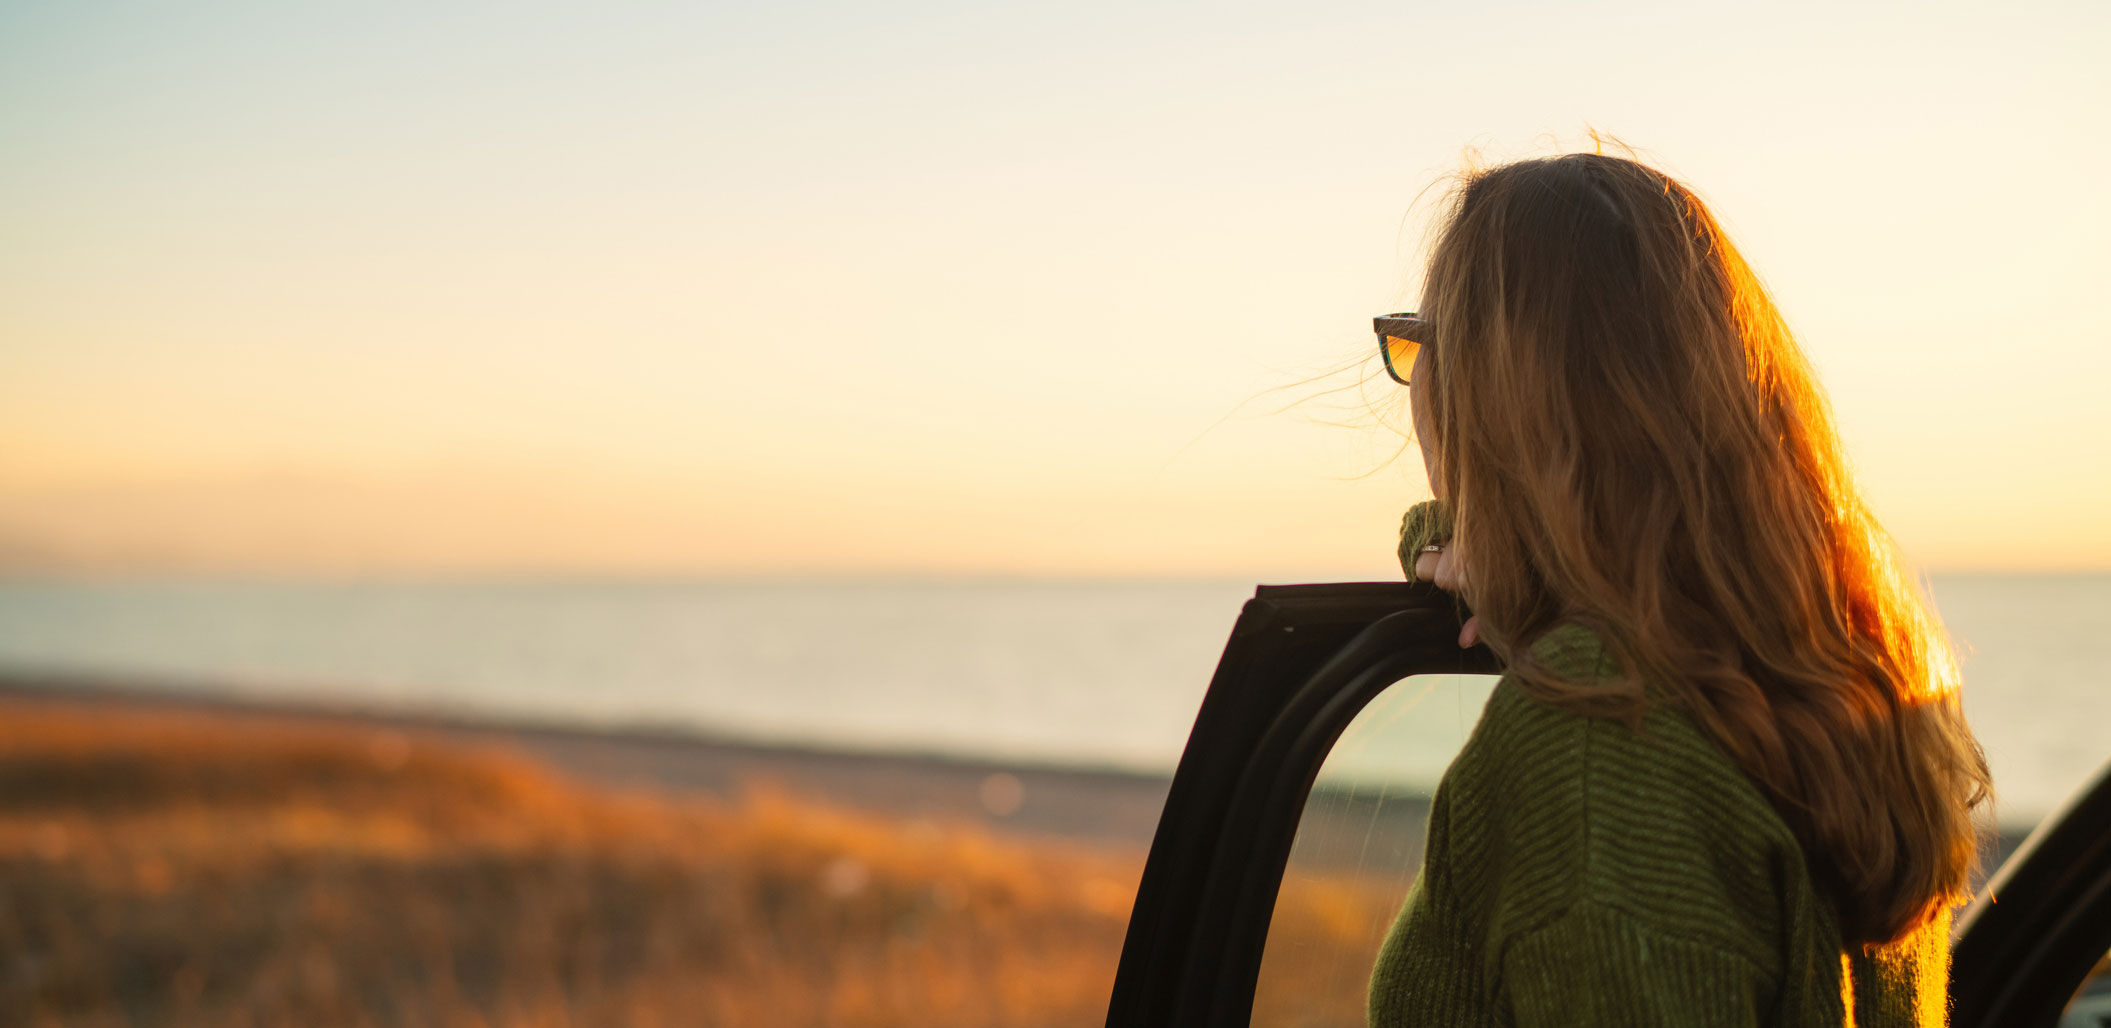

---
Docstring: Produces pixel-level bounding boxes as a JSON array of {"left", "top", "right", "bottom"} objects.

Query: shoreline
[
  {"left": 0, "top": 671, "right": 1176, "bottom": 849},
  {"left": 0, "top": 671, "right": 2038, "bottom": 872}
]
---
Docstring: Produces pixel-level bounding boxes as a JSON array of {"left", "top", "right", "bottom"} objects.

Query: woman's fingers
[
  {"left": 1412, "top": 546, "right": 1480, "bottom": 648},
  {"left": 1414, "top": 546, "right": 1460, "bottom": 587},
  {"left": 1431, "top": 548, "right": 1466, "bottom": 592}
]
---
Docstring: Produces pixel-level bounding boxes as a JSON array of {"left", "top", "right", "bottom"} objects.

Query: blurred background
[{"left": 3, "top": 0, "right": 2107, "bottom": 1025}]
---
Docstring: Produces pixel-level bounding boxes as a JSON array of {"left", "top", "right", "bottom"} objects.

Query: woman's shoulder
[
  {"left": 1467, "top": 624, "right": 1771, "bottom": 809},
  {"left": 1451, "top": 623, "right": 1623, "bottom": 770},
  {"left": 1445, "top": 624, "right": 1807, "bottom": 956}
]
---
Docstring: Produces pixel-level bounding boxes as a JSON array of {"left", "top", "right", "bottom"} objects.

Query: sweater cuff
[{"left": 1396, "top": 500, "right": 1453, "bottom": 579}]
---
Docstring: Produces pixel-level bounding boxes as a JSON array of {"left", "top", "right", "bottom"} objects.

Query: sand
[
  {"left": 0, "top": 671, "right": 1176, "bottom": 849},
  {"left": 0, "top": 670, "right": 2027, "bottom": 875}
]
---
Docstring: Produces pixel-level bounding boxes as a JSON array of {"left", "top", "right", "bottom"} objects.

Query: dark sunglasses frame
[{"left": 1374, "top": 313, "right": 1430, "bottom": 386}]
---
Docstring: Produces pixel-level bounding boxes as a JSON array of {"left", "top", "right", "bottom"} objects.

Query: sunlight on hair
[
  {"left": 1863, "top": 521, "right": 1964, "bottom": 704},
  {"left": 1407, "top": 147, "right": 1993, "bottom": 946}
]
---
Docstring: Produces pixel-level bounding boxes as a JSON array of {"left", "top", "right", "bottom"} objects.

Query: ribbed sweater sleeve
[
  {"left": 1396, "top": 499, "right": 1452, "bottom": 578},
  {"left": 1501, "top": 898, "right": 1765, "bottom": 1027}
]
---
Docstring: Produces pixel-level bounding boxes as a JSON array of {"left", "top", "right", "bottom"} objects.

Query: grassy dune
[{"left": 0, "top": 698, "right": 1400, "bottom": 1027}]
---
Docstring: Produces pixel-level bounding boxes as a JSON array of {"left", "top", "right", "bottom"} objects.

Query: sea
[{"left": 0, "top": 575, "right": 2101, "bottom": 830}]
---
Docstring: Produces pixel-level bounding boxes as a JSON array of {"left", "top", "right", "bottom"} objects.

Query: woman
[{"left": 1364, "top": 152, "right": 1991, "bottom": 1026}]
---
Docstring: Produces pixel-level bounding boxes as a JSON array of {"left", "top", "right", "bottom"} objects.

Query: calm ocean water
[{"left": 0, "top": 575, "right": 2101, "bottom": 828}]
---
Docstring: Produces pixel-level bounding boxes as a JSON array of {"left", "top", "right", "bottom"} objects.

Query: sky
[{"left": 2, "top": 0, "right": 2107, "bottom": 579}]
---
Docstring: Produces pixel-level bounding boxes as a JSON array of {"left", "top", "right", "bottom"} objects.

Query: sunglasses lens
[{"left": 1384, "top": 336, "right": 1420, "bottom": 385}]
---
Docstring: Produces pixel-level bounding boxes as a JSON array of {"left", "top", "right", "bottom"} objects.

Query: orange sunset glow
[
  {"left": 6, "top": 5, "right": 2111, "bottom": 1027},
  {"left": 3, "top": 2, "right": 2106, "bottom": 580}
]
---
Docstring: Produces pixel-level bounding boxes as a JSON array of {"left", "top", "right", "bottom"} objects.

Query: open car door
[{"left": 1105, "top": 582, "right": 2111, "bottom": 1028}]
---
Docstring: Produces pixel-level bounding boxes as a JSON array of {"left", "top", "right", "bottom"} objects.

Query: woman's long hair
[{"left": 1415, "top": 151, "right": 1991, "bottom": 947}]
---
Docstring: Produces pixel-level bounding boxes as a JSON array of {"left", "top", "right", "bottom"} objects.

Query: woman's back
[
  {"left": 1367, "top": 622, "right": 1951, "bottom": 1027},
  {"left": 1370, "top": 147, "right": 1987, "bottom": 1019}
]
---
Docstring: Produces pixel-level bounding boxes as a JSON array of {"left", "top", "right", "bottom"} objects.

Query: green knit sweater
[{"left": 1368, "top": 503, "right": 1951, "bottom": 1026}]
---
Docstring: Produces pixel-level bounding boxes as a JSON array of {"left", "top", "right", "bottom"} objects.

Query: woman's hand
[{"left": 1412, "top": 544, "right": 1482, "bottom": 649}]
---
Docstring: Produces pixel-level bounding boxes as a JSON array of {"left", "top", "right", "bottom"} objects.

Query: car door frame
[
  {"left": 1106, "top": 582, "right": 1495, "bottom": 1027},
  {"left": 1950, "top": 756, "right": 2111, "bottom": 1028},
  {"left": 1106, "top": 581, "right": 2111, "bottom": 1028}
]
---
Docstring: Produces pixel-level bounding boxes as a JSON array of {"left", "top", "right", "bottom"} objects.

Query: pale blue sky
[{"left": 2, "top": 0, "right": 2106, "bottom": 576}]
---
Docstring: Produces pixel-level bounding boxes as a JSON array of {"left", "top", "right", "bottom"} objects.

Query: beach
[
  {"left": 0, "top": 673, "right": 1180, "bottom": 852},
  {"left": 0, "top": 676, "right": 1415, "bottom": 1027},
  {"left": 0, "top": 657, "right": 2051, "bottom": 1027}
]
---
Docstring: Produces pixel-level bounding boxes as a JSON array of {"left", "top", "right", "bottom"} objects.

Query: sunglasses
[{"left": 1374, "top": 313, "right": 1430, "bottom": 385}]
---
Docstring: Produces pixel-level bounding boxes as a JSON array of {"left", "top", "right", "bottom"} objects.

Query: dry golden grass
[{"left": 0, "top": 698, "right": 1401, "bottom": 1028}]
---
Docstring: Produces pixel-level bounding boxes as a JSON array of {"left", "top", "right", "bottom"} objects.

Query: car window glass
[
  {"left": 1248, "top": 672, "right": 1501, "bottom": 1028},
  {"left": 2063, "top": 946, "right": 2111, "bottom": 1028}
]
